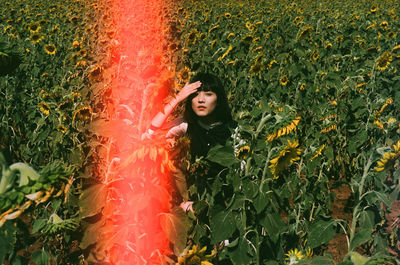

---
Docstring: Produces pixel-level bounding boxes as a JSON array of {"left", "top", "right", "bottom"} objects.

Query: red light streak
[{"left": 97, "top": 0, "right": 176, "bottom": 264}]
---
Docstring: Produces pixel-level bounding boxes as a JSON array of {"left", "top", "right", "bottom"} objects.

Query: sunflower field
[
  {"left": 170, "top": 0, "right": 400, "bottom": 264},
  {"left": 0, "top": 0, "right": 399, "bottom": 264}
]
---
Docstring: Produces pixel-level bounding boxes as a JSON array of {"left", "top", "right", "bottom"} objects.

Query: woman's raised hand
[{"left": 176, "top": 81, "right": 202, "bottom": 102}]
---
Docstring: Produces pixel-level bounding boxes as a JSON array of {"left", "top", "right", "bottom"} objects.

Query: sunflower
[
  {"left": 305, "top": 248, "right": 313, "bottom": 259},
  {"left": 374, "top": 119, "right": 384, "bottom": 130},
  {"left": 38, "top": 102, "right": 50, "bottom": 115},
  {"left": 176, "top": 245, "right": 216, "bottom": 265},
  {"left": 75, "top": 60, "right": 87, "bottom": 68},
  {"left": 300, "top": 83, "right": 306, "bottom": 90},
  {"left": 285, "top": 248, "right": 304, "bottom": 265},
  {"left": 51, "top": 24, "right": 59, "bottom": 32},
  {"left": 378, "top": 97, "right": 393, "bottom": 114},
  {"left": 78, "top": 48, "right": 87, "bottom": 58},
  {"left": 28, "top": 22, "right": 40, "bottom": 32},
  {"left": 366, "top": 23, "right": 376, "bottom": 30},
  {"left": 370, "top": 6, "right": 378, "bottom": 13},
  {"left": 356, "top": 82, "right": 367, "bottom": 89},
  {"left": 311, "top": 143, "right": 326, "bottom": 161},
  {"left": 246, "top": 21, "right": 255, "bottom": 31},
  {"left": 177, "top": 66, "right": 191, "bottom": 83},
  {"left": 30, "top": 32, "right": 44, "bottom": 43},
  {"left": 73, "top": 106, "right": 92, "bottom": 122},
  {"left": 218, "top": 45, "right": 232, "bottom": 61},
  {"left": 336, "top": 35, "right": 344, "bottom": 43},
  {"left": 57, "top": 125, "right": 67, "bottom": 134},
  {"left": 87, "top": 64, "right": 103, "bottom": 82},
  {"left": 236, "top": 145, "right": 250, "bottom": 159},
  {"left": 44, "top": 44, "right": 56, "bottom": 55},
  {"left": 70, "top": 16, "right": 79, "bottom": 24},
  {"left": 226, "top": 33, "right": 235, "bottom": 40},
  {"left": 252, "top": 46, "right": 263, "bottom": 53},
  {"left": 71, "top": 92, "right": 81, "bottom": 103},
  {"left": 321, "top": 124, "right": 337, "bottom": 133},
  {"left": 266, "top": 116, "right": 301, "bottom": 142},
  {"left": 380, "top": 21, "right": 389, "bottom": 30},
  {"left": 376, "top": 51, "right": 392, "bottom": 71},
  {"left": 298, "top": 26, "right": 313, "bottom": 40},
  {"left": 241, "top": 34, "right": 253, "bottom": 44},
  {"left": 186, "top": 29, "right": 198, "bottom": 45},
  {"left": 311, "top": 49, "right": 319, "bottom": 61},
  {"left": 269, "top": 139, "right": 302, "bottom": 179},
  {"left": 72, "top": 40, "right": 80, "bottom": 49},
  {"left": 208, "top": 25, "right": 219, "bottom": 33},
  {"left": 268, "top": 59, "right": 277, "bottom": 69},
  {"left": 392, "top": 45, "right": 400, "bottom": 52},
  {"left": 250, "top": 61, "right": 264, "bottom": 76},
  {"left": 387, "top": 117, "right": 397, "bottom": 126},
  {"left": 165, "top": 42, "right": 177, "bottom": 53},
  {"left": 280, "top": 75, "right": 289, "bottom": 86},
  {"left": 374, "top": 141, "right": 400, "bottom": 172},
  {"left": 210, "top": 39, "right": 217, "bottom": 49},
  {"left": 224, "top": 12, "right": 231, "bottom": 18}
]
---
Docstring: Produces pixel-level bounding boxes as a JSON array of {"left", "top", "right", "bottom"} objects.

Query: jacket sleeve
[
  {"left": 141, "top": 116, "right": 187, "bottom": 140},
  {"left": 165, "top": 120, "right": 188, "bottom": 138}
]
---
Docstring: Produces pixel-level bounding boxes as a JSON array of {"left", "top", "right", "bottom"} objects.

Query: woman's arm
[{"left": 141, "top": 81, "right": 201, "bottom": 140}]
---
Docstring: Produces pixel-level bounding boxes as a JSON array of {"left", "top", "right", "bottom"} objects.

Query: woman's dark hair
[{"left": 183, "top": 72, "right": 233, "bottom": 124}]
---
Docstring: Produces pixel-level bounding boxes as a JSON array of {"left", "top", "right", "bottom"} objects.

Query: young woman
[
  {"left": 142, "top": 72, "right": 236, "bottom": 159},
  {"left": 141, "top": 72, "right": 236, "bottom": 211}
]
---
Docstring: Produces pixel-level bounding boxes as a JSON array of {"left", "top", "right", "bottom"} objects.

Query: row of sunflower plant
[
  {"left": 169, "top": 0, "right": 400, "bottom": 264},
  {"left": 0, "top": 0, "right": 105, "bottom": 263}
]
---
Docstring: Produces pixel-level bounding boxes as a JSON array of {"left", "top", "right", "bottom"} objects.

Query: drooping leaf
[
  {"left": 206, "top": 144, "right": 238, "bottom": 167},
  {"left": 307, "top": 219, "right": 336, "bottom": 248},
  {"left": 31, "top": 250, "right": 50, "bottom": 265},
  {"left": 79, "top": 183, "right": 107, "bottom": 218},
  {"left": 210, "top": 210, "right": 236, "bottom": 244}
]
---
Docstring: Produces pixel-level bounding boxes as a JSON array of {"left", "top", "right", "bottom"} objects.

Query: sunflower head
[
  {"left": 28, "top": 22, "right": 40, "bottom": 32},
  {"left": 250, "top": 61, "right": 264, "bottom": 76},
  {"left": 241, "top": 34, "right": 253, "bottom": 44},
  {"left": 57, "top": 125, "right": 68, "bottom": 134},
  {"left": 87, "top": 64, "right": 103, "bottom": 82},
  {"left": 177, "top": 66, "right": 191, "bottom": 84},
  {"left": 72, "top": 40, "right": 81, "bottom": 49},
  {"left": 370, "top": 6, "right": 378, "bottom": 13},
  {"left": 376, "top": 51, "right": 393, "bottom": 71},
  {"left": 30, "top": 32, "right": 44, "bottom": 43},
  {"left": 38, "top": 102, "right": 50, "bottom": 115},
  {"left": 44, "top": 44, "right": 56, "bottom": 55},
  {"left": 236, "top": 145, "right": 250, "bottom": 160},
  {"left": 285, "top": 248, "right": 304, "bottom": 264},
  {"left": 280, "top": 75, "right": 289, "bottom": 86},
  {"left": 176, "top": 245, "right": 215, "bottom": 265},
  {"left": 269, "top": 139, "right": 302, "bottom": 179},
  {"left": 73, "top": 106, "right": 92, "bottom": 122},
  {"left": 380, "top": 21, "right": 389, "bottom": 30}
]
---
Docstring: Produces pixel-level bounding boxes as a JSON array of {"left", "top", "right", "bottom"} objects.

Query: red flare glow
[{"left": 97, "top": 0, "right": 176, "bottom": 264}]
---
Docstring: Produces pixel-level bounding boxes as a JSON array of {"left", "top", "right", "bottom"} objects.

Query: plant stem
[{"left": 348, "top": 153, "right": 373, "bottom": 250}]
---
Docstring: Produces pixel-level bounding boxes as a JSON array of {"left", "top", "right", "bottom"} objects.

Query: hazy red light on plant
[{"left": 99, "top": 0, "right": 174, "bottom": 264}]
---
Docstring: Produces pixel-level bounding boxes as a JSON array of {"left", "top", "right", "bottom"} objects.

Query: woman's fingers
[{"left": 177, "top": 81, "right": 202, "bottom": 100}]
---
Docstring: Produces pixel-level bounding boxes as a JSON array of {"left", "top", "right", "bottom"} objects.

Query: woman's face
[{"left": 191, "top": 90, "right": 218, "bottom": 117}]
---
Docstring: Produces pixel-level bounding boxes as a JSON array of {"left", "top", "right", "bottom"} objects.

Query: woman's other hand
[{"left": 176, "top": 81, "right": 201, "bottom": 102}]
